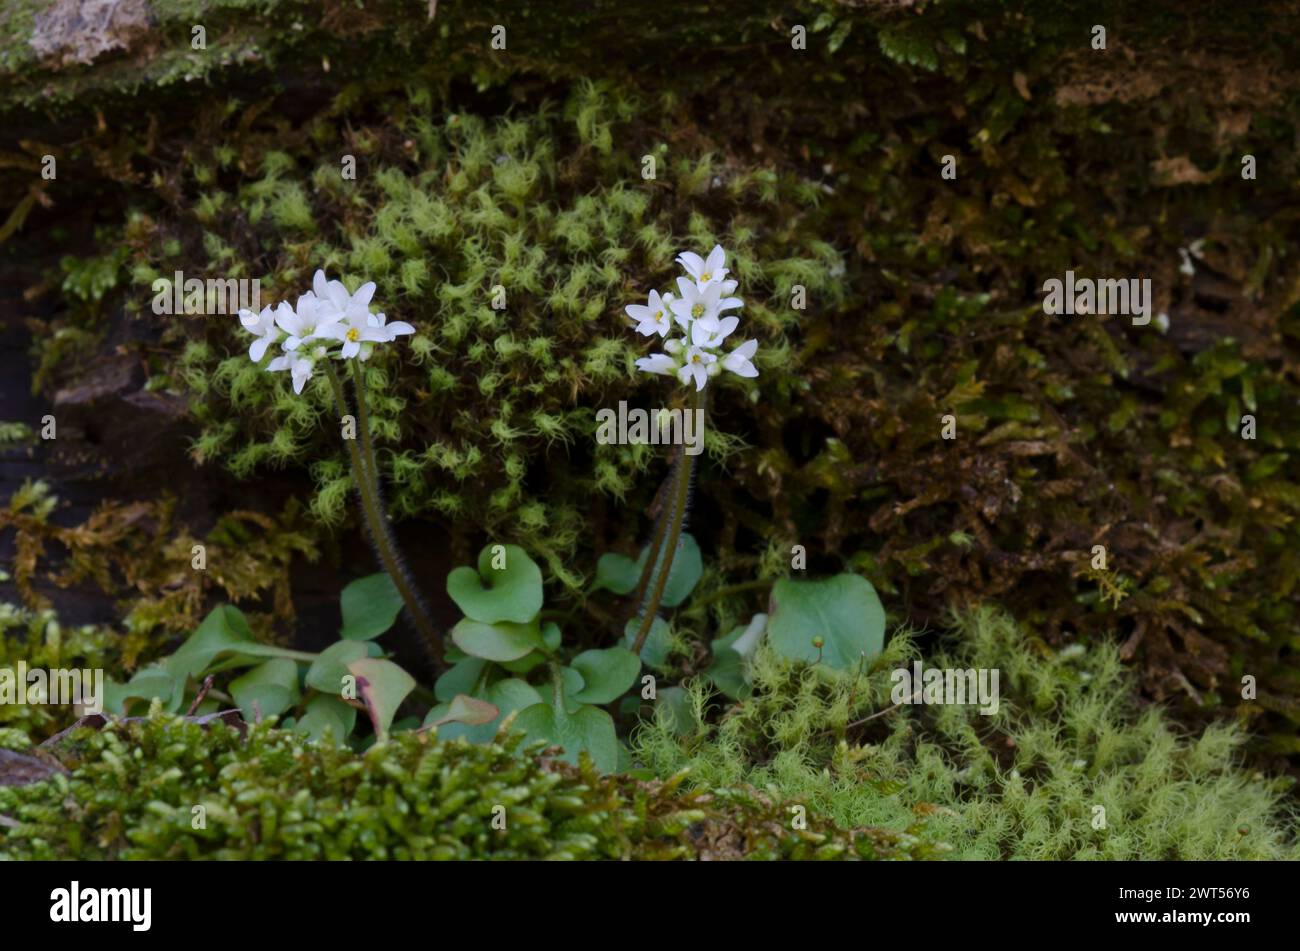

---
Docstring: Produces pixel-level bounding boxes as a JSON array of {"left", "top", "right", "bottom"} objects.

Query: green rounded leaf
[
  {"left": 623, "top": 617, "right": 671, "bottom": 667},
  {"left": 433, "top": 657, "right": 488, "bottom": 702},
  {"left": 570, "top": 647, "right": 640, "bottom": 705},
  {"left": 339, "top": 572, "right": 404, "bottom": 640},
  {"left": 231, "top": 658, "right": 301, "bottom": 721},
  {"left": 767, "top": 574, "right": 885, "bottom": 670},
  {"left": 594, "top": 552, "right": 639, "bottom": 594},
  {"left": 446, "top": 544, "right": 543, "bottom": 624},
  {"left": 451, "top": 618, "right": 545, "bottom": 662},
  {"left": 595, "top": 534, "right": 702, "bottom": 607},
  {"left": 305, "top": 640, "right": 369, "bottom": 694},
  {"left": 295, "top": 694, "right": 357, "bottom": 743},
  {"left": 513, "top": 702, "right": 619, "bottom": 773}
]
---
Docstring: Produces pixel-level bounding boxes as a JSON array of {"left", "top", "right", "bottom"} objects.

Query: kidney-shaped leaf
[
  {"left": 767, "top": 574, "right": 885, "bottom": 670},
  {"left": 446, "top": 544, "right": 543, "bottom": 624},
  {"left": 513, "top": 702, "right": 619, "bottom": 773},
  {"left": 569, "top": 647, "right": 640, "bottom": 705},
  {"left": 595, "top": 534, "right": 701, "bottom": 607}
]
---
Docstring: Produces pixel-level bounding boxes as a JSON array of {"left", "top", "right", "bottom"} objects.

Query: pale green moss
[{"left": 634, "top": 609, "right": 1300, "bottom": 860}]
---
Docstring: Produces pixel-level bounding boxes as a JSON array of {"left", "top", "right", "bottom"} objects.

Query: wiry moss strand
[{"left": 633, "top": 608, "right": 1300, "bottom": 860}]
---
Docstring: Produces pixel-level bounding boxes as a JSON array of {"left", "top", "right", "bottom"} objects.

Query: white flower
[
  {"left": 690, "top": 314, "right": 739, "bottom": 349},
  {"left": 625, "top": 289, "right": 673, "bottom": 337},
  {"left": 326, "top": 310, "right": 416, "bottom": 359},
  {"left": 677, "top": 346, "right": 716, "bottom": 391},
  {"left": 276, "top": 294, "right": 341, "bottom": 351},
  {"left": 721, "top": 339, "right": 759, "bottom": 378},
  {"left": 635, "top": 353, "right": 679, "bottom": 376},
  {"left": 676, "top": 245, "right": 729, "bottom": 291},
  {"left": 267, "top": 349, "right": 319, "bottom": 394},
  {"left": 238, "top": 305, "right": 283, "bottom": 362},
  {"left": 313, "top": 269, "right": 377, "bottom": 325},
  {"left": 669, "top": 278, "right": 742, "bottom": 333},
  {"left": 628, "top": 245, "right": 759, "bottom": 391},
  {"left": 311, "top": 269, "right": 414, "bottom": 359}
]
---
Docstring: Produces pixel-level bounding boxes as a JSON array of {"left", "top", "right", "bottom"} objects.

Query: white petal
[
  {"left": 714, "top": 315, "right": 739, "bottom": 339},
  {"left": 676, "top": 251, "right": 705, "bottom": 276},
  {"left": 250, "top": 336, "right": 271, "bottom": 362},
  {"left": 312, "top": 270, "right": 329, "bottom": 299},
  {"left": 385, "top": 321, "right": 415, "bottom": 337},
  {"left": 327, "top": 282, "right": 350, "bottom": 311},
  {"left": 722, "top": 339, "right": 759, "bottom": 377},
  {"left": 355, "top": 282, "right": 376, "bottom": 308},
  {"left": 705, "top": 245, "right": 726, "bottom": 274},
  {"left": 636, "top": 354, "right": 677, "bottom": 376},
  {"left": 689, "top": 320, "right": 716, "bottom": 348}
]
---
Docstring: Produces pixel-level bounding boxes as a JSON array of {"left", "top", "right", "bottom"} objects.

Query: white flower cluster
[
  {"left": 237, "top": 270, "right": 414, "bottom": 393},
  {"left": 626, "top": 245, "right": 758, "bottom": 391}
]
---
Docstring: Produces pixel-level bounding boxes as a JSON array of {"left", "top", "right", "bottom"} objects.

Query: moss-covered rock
[{"left": 6, "top": 0, "right": 1300, "bottom": 773}]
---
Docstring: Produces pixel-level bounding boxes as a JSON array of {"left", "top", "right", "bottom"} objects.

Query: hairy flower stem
[
  {"left": 631, "top": 387, "right": 706, "bottom": 655},
  {"left": 349, "top": 358, "right": 382, "bottom": 498},
  {"left": 629, "top": 465, "right": 677, "bottom": 615},
  {"left": 326, "top": 362, "right": 443, "bottom": 665}
]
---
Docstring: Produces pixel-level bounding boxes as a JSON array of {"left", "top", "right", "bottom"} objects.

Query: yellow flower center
[
  {"left": 700, "top": 271, "right": 712, "bottom": 282},
  {"left": 346, "top": 327, "right": 361, "bottom": 342},
  {"left": 691, "top": 304, "right": 704, "bottom": 318},
  {"left": 691, "top": 354, "right": 701, "bottom": 363},
  {"left": 655, "top": 310, "right": 663, "bottom": 320}
]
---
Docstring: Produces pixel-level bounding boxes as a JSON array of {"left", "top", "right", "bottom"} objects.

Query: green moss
[
  {"left": 0, "top": 482, "right": 320, "bottom": 658},
  {"left": 7, "top": 0, "right": 1300, "bottom": 765},
  {"left": 0, "top": 711, "right": 942, "bottom": 860},
  {"left": 0, "top": 603, "right": 118, "bottom": 741},
  {"left": 634, "top": 609, "right": 1300, "bottom": 860},
  {"left": 126, "top": 81, "right": 837, "bottom": 586}
]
